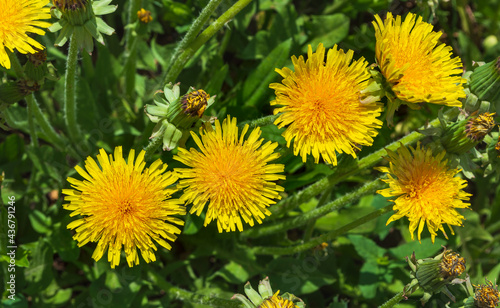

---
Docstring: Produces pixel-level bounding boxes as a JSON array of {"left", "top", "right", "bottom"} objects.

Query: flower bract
[
  {"left": 62, "top": 146, "right": 185, "bottom": 268},
  {"left": 270, "top": 43, "right": 383, "bottom": 165},
  {"left": 376, "top": 142, "right": 471, "bottom": 243},
  {"left": 174, "top": 115, "right": 285, "bottom": 232},
  {"left": 0, "top": 0, "right": 51, "bottom": 69}
]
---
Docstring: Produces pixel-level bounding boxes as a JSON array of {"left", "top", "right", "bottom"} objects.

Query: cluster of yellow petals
[
  {"left": 259, "top": 291, "right": 299, "bottom": 308},
  {"left": 174, "top": 116, "right": 285, "bottom": 232},
  {"left": 0, "top": 0, "right": 51, "bottom": 69},
  {"left": 373, "top": 12, "right": 465, "bottom": 107},
  {"left": 270, "top": 43, "right": 383, "bottom": 165},
  {"left": 376, "top": 143, "right": 471, "bottom": 243},
  {"left": 63, "top": 147, "right": 185, "bottom": 268}
]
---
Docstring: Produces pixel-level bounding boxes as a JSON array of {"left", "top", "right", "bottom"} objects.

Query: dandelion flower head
[
  {"left": 62, "top": 147, "right": 185, "bottom": 268},
  {"left": 270, "top": 43, "right": 383, "bottom": 165},
  {"left": 0, "top": 0, "right": 51, "bottom": 69},
  {"left": 373, "top": 12, "right": 465, "bottom": 107},
  {"left": 174, "top": 115, "right": 285, "bottom": 233},
  {"left": 259, "top": 291, "right": 299, "bottom": 308},
  {"left": 376, "top": 142, "right": 471, "bottom": 243}
]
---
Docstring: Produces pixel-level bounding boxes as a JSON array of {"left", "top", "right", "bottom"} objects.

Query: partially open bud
[
  {"left": 144, "top": 83, "right": 215, "bottom": 151},
  {"left": 231, "top": 277, "right": 305, "bottom": 308},
  {"left": 405, "top": 248, "right": 466, "bottom": 305},
  {"left": 442, "top": 112, "right": 496, "bottom": 154}
]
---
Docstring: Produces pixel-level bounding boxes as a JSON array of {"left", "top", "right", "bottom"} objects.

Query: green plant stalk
[
  {"left": 239, "top": 114, "right": 279, "bottom": 128},
  {"left": 163, "top": 0, "right": 225, "bottom": 84},
  {"left": 7, "top": 50, "right": 26, "bottom": 78},
  {"left": 144, "top": 134, "right": 163, "bottom": 162},
  {"left": 26, "top": 94, "right": 67, "bottom": 150},
  {"left": 8, "top": 51, "right": 67, "bottom": 150},
  {"left": 302, "top": 190, "right": 329, "bottom": 242},
  {"left": 241, "top": 179, "right": 384, "bottom": 238},
  {"left": 378, "top": 291, "right": 405, "bottom": 308},
  {"left": 163, "top": 0, "right": 253, "bottom": 84},
  {"left": 149, "top": 270, "right": 243, "bottom": 307},
  {"left": 26, "top": 95, "right": 39, "bottom": 148},
  {"left": 64, "top": 34, "right": 82, "bottom": 143},
  {"left": 268, "top": 109, "right": 459, "bottom": 217},
  {"left": 251, "top": 204, "right": 393, "bottom": 255},
  {"left": 123, "top": 0, "right": 141, "bottom": 101}
]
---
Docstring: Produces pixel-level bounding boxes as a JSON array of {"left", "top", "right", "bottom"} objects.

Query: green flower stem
[
  {"left": 379, "top": 291, "right": 405, "bottom": 308},
  {"left": 163, "top": 0, "right": 224, "bottom": 84},
  {"left": 302, "top": 191, "right": 330, "bottom": 242},
  {"left": 148, "top": 270, "right": 243, "bottom": 307},
  {"left": 144, "top": 134, "right": 163, "bottom": 162},
  {"left": 26, "top": 95, "right": 39, "bottom": 147},
  {"left": 124, "top": 0, "right": 141, "bottom": 100},
  {"left": 7, "top": 50, "right": 26, "bottom": 78},
  {"left": 239, "top": 114, "right": 279, "bottom": 128},
  {"left": 25, "top": 94, "right": 67, "bottom": 150},
  {"left": 163, "top": 0, "right": 253, "bottom": 85},
  {"left": 241, "top": 178, "right": 384, "bottom": 239},
  {"left": 251, "top": 204, "right": 393, "bottom": 255},
  {"left": 268, "top": 110, "right": 459, "bottom": 217},
  {"left": 64, "top": 34, "right": 83, "bottom": 143}
]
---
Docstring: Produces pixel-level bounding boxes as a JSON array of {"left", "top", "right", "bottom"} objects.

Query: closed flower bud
[{"left": 470, "top": 57, "right": 500, "bottom": 102}]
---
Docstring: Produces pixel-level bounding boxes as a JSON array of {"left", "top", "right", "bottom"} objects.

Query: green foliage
[{"left": 1, "top": 0, "right": 500, "bottom": 307}]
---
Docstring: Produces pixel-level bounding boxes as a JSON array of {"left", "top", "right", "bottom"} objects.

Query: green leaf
[
  {"left": 28, "top": 210, "right": 52, "bottom": 235},
  {"left": 388, "top": 237, "right": 447, "bottom": 260},
  {"left": 359, "top": 261, "right": 380, "bottom": 299},
  {"left": 242, "top": 39, "right": 292, "bottom": 108},
  {"left": 347, "top": 234, "right": 386, "bottom": 260},
  {"left": 266, "top": 257, "right": 336, "bottom": 295},
  {"left": 49, "top": 223, "right": 80, "bottom": 262},
  {"left": 304, "top": 14, "right": 349, "bottom": 51},
  {"left": 24, "top": 238, "right": 54, "bottom": 295},
  {"left": 212, "top": 261, "right": 251, "bottom": 284}
]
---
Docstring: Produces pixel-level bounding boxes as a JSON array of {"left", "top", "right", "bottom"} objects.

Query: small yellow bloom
[
  {"left": 0, "top": 0, "right": 51, "bottom": 69},
  {"left": 270, "top": 43, "right": 383, "bottom": 165},
  {"left": 174, "top": 115, "right": 285, "bottom": 232},
  {"left": 137, "top": 8, "right": 153, "bottom": 23},
  {"left": 62, "top": 147, "right": 185, "bottom": 268},
  {"left": 372, "top": 13, "right": 465, "bottom": 121},
  {"left": 376, "top": 142, "right": 471, "bottom": 243},
  {"left": 259, "top": 291, "right": 299, "bottom": 308}
]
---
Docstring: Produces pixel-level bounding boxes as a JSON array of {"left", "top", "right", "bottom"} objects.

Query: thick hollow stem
[
  {"left": 241, "top": 179, "right": 384, "bottom": 238},
  {"left": 64, "top": 34, "right": 82, "bottom": 143},
  {"left": 250, "top": 204, "right": 393, "bottom": 255},
  {"left": 162, "top": 0, "right": 253, "bottom": 85}
]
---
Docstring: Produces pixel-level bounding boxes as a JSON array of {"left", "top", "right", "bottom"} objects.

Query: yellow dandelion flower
[
  {"left": 259, "top": 291, "right": 299, "bottom": 308},
  {"left": 0, "top": 0, "right": 51, "bottom": 69},
  {"left": 174, "top": 115, "right": 285, "bottom": 232},
  {"left": 373, "top": 12, "right": 465, "bottom": 112},
  {"left": 270, "top": 43, "right": 383, "bottom": 165},
  {"left": 137, "top": 8, "right": 153, "bottom": 24},
  {"left": 376, "top": 142, "right": 471, "bottom": 243},
  {"left": 62, "top": 146, "right": 185, "bottom": 268}
]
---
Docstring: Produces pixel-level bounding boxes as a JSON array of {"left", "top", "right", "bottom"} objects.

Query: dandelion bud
[
  {"left": 441, "top": 112, "right": 496, "bottom": 154},
  {"left": 144, "top": 83, "right": 215, "bottom": 151},
  {"left": 405, "top": 248, "right": 466, "bottom": 305},
  {"left": 470, "top": 57, "right": 500, "bottom": 102},
  {"left": 231, "top": 277, "right": 305, "bottom": 308},
  {"left": 49, "top": 0, "right": 117, "bottom": 53}
]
